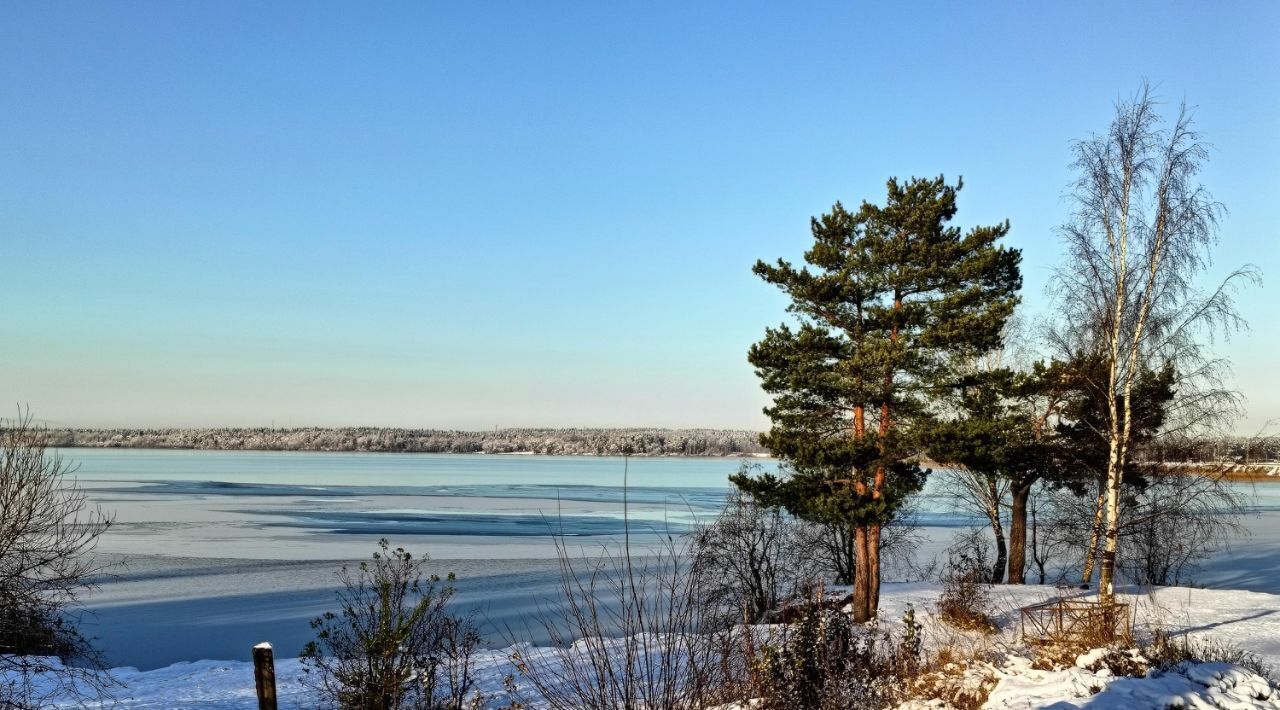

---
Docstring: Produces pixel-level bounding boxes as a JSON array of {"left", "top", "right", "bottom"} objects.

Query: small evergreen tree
[
  {"left": 300, "top": 539, "right": 481, "bottom": 709},
  {"left": 930, "top": 361, "right": 1070, "bottom": 583},
  {"left": 735, "top": 176, "right": 1021, "bottom": 620}
]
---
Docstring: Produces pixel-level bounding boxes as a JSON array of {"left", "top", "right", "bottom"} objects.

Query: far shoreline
[
  {"left": 44, "top": 426, "right": 770, "bottom": 459},
  {"left": 49, "top": 440, "right": 1280, "bottom": 483},
  {"left": 51, "top": 445, "right": 777, "bottom": 460}
]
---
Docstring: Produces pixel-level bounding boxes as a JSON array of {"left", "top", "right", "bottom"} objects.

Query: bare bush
[
  {"left": 1024, "top": 470, "right": 1247, "bottom": 588},
  {"left": 1028, "top": 484, "right": 1079, "bottom": 586},
  {"left": 691, "top": 478, "right": 928, "bottom": 630},
  {"left": 788, "top": 499, "right": 929, "bottom": 588},
  {"left": 0, "top": 410, "right": 114, "bottom": 708},
  {"left": 1120, "top": 469, "right": 1249, "bottom": 586},
  {"left": 936, "top": 531, "right": 998, "bottom": 633},
  {"left": 300, "top": 539, "right": 482, "bottom": 709},
  {"left": 789, "top": 518, "right": 860, "bottom": 587},
  {"left": 511, "top": 532, "right": 736, "bottom": 710},
  {"left": 941, "top": 468, "right": 1011, "bottom": 583},
  {"left": 691, "top": 491, "right": 802, "bottom": 624}
]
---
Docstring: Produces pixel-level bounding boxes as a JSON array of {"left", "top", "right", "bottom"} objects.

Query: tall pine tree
[{"left": 735, "top": 176, "right": 1021, "bottom": 621}]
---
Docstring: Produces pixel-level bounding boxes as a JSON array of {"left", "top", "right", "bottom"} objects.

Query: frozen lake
[
  {"left": 70, "top": 449, "right": 747, "bottom": 560},
  {"left": 60, "top": 448, "right": 1280, "bottom": 670},
  {"left": 69, "top": 449, "right": 764, "bottom": 669}
]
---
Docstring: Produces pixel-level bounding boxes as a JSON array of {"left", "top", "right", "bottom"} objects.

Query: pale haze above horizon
[{"left": 2, "top": 2, "right": 1278, "bottom": 433}]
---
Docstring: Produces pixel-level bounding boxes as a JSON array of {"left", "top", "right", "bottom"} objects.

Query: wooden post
[{"left": 253, "top": 642, "right": 277, "bottom": 710}]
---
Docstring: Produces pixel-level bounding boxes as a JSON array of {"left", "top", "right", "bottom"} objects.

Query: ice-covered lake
[
  {"left": 61, "top": 448, "right": 1280, "bottom": 670},
  {"left": 69, "top": 449, "right": 764, "bottom": 669}
]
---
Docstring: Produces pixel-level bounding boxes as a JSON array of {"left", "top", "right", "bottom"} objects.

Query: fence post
[{"left": 253, "top": 641, "right": 277, "bottom": 710}]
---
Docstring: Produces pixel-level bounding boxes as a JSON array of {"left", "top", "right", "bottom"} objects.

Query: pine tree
[
  {"left": 735, "top": 176, "right": 1021, "bottom": 621},
  {"left": 929, "top": 362, "right": 1070, "bottom": 584}
]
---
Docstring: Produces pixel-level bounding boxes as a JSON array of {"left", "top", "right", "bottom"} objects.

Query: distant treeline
[
  {"left": 43, "top": 426, "right": 1277, "bottom": 462},
  {"left": 1147, "top": 435, "right": 1280, "bottom": 464},
  {"left": 46, "top": 427, "right": 770, "bottom": 457}
]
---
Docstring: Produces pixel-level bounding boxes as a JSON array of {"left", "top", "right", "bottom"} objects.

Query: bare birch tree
[{"left": 1050, "top": 84, "right": 1257, "bottom": 604}]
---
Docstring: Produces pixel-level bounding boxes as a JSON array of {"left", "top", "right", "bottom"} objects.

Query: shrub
[
  {"left": 1073, "top": 647, "right": 1149, "bottom": 677},
  {"left": 1144, "top": 631, "right": 1277, "bottom": 683},
  {"left": 0, "top": 411, "right": 115, "bottom": 708},
  {"left": 749, "top": 588, "right": 908, "bottom": 710},
  {"left": 1120, "top": 473, "right": 1247, "bottom": 587},
  {"left": 906, "top": 660, "right": 998, "bottom": 710},
  {"left": 691, "top": 490, "right": 803, "bottom": 624},
  {"left": 510, "top": 533, "right": 735, "bottom": 710},
  {"left": 936, "top": 538, "right": 997, "bottom": 634},
  {"left": 300, "top": 539, "right": 482, "bottom": 709}
]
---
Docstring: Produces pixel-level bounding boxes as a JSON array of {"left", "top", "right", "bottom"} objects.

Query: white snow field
[
  {"left": 983, "top": 658, "right": 1278, "bottom": 709},
  {"left": 12, "top": 583, "right": 1280, "bottom": 709}
]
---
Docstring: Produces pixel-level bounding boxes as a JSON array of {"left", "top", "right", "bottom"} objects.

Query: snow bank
[
  {"left": 9, "top": 583, "right": 1280, "bottom": 708},
  {"left": 0, "top": 657, "right": 309, "bottom": 709},
  {"left": 985, "top": 656, "right": 1278, "bottom": 709}
]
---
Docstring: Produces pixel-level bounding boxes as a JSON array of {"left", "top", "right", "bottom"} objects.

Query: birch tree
[{"left": 1051, "top": 85, "right": 1256, "bottom": 605}]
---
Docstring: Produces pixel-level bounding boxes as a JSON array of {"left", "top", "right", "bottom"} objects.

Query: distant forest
[
  {"left": 1150, "top": 435, "right": 1280, "bottom": 465},
  {"left": 46, "top": 427, "right": 770, "bottom": 457},
  {"left": 41, "top": 425, "right": 1278, "bottom": 462}
]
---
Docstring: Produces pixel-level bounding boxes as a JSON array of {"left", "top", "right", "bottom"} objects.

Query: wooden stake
[{"left": 252, "top": 642, "right": 277, "bottom": 710}]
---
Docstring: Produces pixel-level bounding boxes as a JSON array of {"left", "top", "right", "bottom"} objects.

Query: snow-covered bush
[
  {"left": 748, "top": 589, "right": 915, "bottom": 709},
  {"left": 1144, "top": 631, "right": 1277, "bottom": 684},
  {"left": 1073, "top": 647, "right": 1149, "bottom": 677}
]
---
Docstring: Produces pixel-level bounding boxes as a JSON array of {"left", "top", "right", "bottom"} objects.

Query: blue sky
[{"left": 2, "top": 2, "right": 1277, "bottom": 431}]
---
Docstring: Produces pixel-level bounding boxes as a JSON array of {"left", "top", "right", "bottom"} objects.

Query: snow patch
[{"left": 984, "top": 657, "right": 1277, "bottom": 709}]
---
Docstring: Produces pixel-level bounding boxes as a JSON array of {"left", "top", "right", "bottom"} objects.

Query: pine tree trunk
[
  {"left": 868, "top": 523, "right": 882, "bottom": 614},
  {"left": 851, "top": 524, "right": 872, "bottom": 622},
  {"left": 1008, "top": 481, "right": 1032, "bottom": 584}
]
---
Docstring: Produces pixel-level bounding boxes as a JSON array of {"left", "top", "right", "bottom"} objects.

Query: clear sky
[{"left": 2, "top": 2, "right": 1277, "bottom": 432}]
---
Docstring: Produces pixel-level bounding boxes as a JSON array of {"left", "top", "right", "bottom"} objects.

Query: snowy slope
[
  {"left": 10, "top": 582, "right": 1280, "bottom": 709},
  {"left": 984, "top": 657, "right": 1277, "bottom": 709}
]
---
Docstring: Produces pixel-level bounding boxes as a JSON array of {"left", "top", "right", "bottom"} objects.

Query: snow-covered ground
[
  {"left": 20, "top": 450, "right": 1277, "bottom": 708},
  {"left": 983, "top": 656, "right": 1278, "bottom": 709},
  {"left": 14, "top": 582, "right": 1280, "bottom": 709}
]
